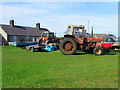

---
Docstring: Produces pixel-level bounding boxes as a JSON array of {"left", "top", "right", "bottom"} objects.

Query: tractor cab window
[
  {"left": 74, "top": 27, "right": 82, "bottom": 37},
  {"left": 48, "top": 33, "right": 55, "bottom": 38},
  {"left": 66, "top": 27, "right": 72, "bottom": 35}
]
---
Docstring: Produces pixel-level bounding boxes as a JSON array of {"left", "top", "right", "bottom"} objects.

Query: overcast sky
[{"left": 0, "top": 2, "right": 118, "bottom": 37}]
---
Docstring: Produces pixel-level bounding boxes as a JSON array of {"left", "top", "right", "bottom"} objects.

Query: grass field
[{"left": 2, "top": 45, "right": 118, "bottom": 88}]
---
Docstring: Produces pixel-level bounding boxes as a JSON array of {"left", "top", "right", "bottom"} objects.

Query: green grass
[{"left": 2, "top": 45, "right": 118, "bottom": 88}]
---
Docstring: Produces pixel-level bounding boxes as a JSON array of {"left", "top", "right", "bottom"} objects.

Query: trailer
[
  {"left": 25, "top": 44, "right": 58, "bottom": 52},
  {"left": 11, "top": 42, "right": 38, "bottom": 46},
  {"left": 26, "top": 44, "right": 45, "bottom": 52}
]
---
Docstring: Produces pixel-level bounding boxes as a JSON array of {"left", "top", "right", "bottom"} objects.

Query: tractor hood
[{"left": 85, "top": 38, "right": 103, "bottom": 42}]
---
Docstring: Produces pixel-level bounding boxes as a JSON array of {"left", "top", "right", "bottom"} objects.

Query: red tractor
[
  {"left": 59, "top": 25, "right": 114, "bottom": 55},
  {"left": 38, "top": 31, "right": 59, "bottom": 45}
]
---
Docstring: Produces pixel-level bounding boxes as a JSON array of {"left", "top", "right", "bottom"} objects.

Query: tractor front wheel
[
  {"left": 93, "top": 47, "right": 103, "bottom": 55},
  {"left": 59, "top": 38, "right": 77, "bottom": 55}
]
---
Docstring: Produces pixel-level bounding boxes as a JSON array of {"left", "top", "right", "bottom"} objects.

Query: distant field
[{"left": 2, "top": 46, "right": 118, "bottom": 88}]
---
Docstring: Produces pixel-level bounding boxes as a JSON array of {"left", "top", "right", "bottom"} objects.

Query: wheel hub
[
  {"left": 64, "top": 43, "right": 73, "bottom": 51},
  {"left": 96, "top": 49, "right": 101, "bottom": 54}
]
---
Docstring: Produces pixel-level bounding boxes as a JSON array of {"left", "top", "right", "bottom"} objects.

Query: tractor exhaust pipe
[{"left": 91, "top": 26, "right": 93, "bottom": 38}]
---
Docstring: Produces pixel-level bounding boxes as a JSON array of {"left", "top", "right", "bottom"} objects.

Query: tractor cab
[
  {"left": 65, "top": 25, "right": 87, "bottom": 44},
  {"left": 38, "top": 31, "right": 59, "bottom": 44},
  {"left": 65, "top": 25, "right": 103, "bottom": 43},
  {"left": 66, "top": 25, "right": 85, "bottom": 37},
  {"left": 41, "top": 31, "right": 55, "bottom": 38}
]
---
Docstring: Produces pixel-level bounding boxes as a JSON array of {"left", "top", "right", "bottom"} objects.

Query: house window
[
  {"left": 32, "top": 37, "right": 35, "bottom": 42},
  {"left": 26, "top": 37, "right": 29, "bottom": 42},
  {"left": 26, "top": 37, "right": 32, "bottom": 42},
  {"left": 9, "top": 36, "right": 17, "bottom": 42},
  {"left": 13, "top": 36, "right": 17, "bottom": 41},
  {"left": 32, "top": 37, "right": 37, "bottom": 42},
  {"left": 36, "top": 38, "right": 39, "bottom": 42},
  {"left": 23, "top": 37, "right": 40, "bottom": 42},
  {"left": 24, "top": 36, "right": 29, "bottom": 42}
]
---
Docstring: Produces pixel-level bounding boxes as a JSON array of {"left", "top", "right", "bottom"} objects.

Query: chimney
[
  {"left": 91, "top": 26, "right": 93, "bottom": 38},
  {"left": 9, "top": 19, "right": 14, "bottom": 26},
  {"left": 36, "top": 22, "right": 40, "bottom": 29}
]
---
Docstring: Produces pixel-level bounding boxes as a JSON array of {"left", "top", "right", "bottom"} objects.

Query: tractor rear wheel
[
  {"left": 93, "top": 47, "right": 103, "bottom": 55},
  {"left": 59, "top": 38, "right": 77, "bottom": 55}
]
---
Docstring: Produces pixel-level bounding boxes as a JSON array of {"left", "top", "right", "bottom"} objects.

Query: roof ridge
[{"left": 0, "top": 24, "right": 49, "bottom": 30}]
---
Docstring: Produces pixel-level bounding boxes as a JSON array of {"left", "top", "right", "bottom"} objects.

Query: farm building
[{"left": 0, "top": 20, "right": 49, "bottom": 45}]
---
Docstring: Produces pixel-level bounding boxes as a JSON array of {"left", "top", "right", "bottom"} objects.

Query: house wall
[{"left": 0, "top": 27, "right": 8, "bottom": 45}]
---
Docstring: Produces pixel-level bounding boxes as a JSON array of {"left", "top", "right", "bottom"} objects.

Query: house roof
[{"left": 0, "top": 24, "right": 49, "bottom": 36}]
